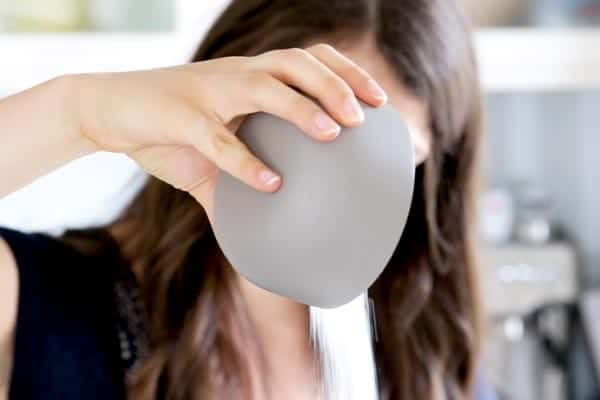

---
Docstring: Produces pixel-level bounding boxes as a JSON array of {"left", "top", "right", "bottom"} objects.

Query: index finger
[{"left": 307, "top": 44, "right": 388, "bottom": 106}]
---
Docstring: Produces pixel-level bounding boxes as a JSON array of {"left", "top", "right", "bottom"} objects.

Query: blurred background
[{"left": 1, "top": 1, "right": 600, "bottom": 399}]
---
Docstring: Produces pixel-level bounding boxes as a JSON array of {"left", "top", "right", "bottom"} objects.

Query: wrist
[{"left": 45, "top": 74, "right": 99, "bottom": 156}]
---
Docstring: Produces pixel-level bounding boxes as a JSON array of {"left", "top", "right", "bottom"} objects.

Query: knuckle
[
  {"left": 208, "top": 129, "right": 237, "bottom": 159},
  {"left": 270, "top": 48, "right": 311, "bottom": 68},
  {"left": 269, "top": 47, "right": 306, "bottom": 59},
  {"left": 340, "top": 63, "right": 361, "bottom": 78},
  {"left": 239, "top": 154, "right": 260, "bottom": 178},
  {"left": 323, "top": 74, "right": 350, "bottom": 95},
  {"left": 245, "top": 71, "right": 272, "bottom": 89},
  {"left": 245, "top": 72, "right": 277, "bottom": 108},
  {"left": 348, "top": 65, "right": 371, "bottom": 83},
  {"left": 287, "top": 94, "right": 309, "bottom": 118},
  {"left": 229, "top": 142, "right": 258, "bottom": 178},
  {"left": 311, "top": 43, "right": 336, "bottom": 54},
  {"left": 263, "top": 48, "right": 289, "bottom": 62},
  {"left": 288, "top": 47, "right": 310, "bottom": 59}
]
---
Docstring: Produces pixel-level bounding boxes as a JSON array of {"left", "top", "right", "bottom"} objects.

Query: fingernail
[
  {"left": 343, "top": 95, "right": 364, "bottom": 123},
  {"left": 259, "top": 169, "right": 281, "bottom": 186},
  {"left": 367, "top": 79, "right": 387, "bottom": 102},
  {"left": 314, "top": 111, "right": 341, "bottom": 138}
]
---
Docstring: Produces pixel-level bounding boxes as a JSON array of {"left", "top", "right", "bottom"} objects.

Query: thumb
[{"left": 129, "top": 145, "right": 217, "bottom": 218}]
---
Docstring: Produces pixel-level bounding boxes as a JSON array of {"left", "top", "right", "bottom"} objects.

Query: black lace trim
[
  {"left": 63, "top": 228, "right": 149, "bottom": 378},
  {"left": 114, "top": 268, "right": 148, "bottom": 377}
]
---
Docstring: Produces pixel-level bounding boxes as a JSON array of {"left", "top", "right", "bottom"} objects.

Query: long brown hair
[{"left": 83, "top": 1, "right": 483, "bottom": 399}]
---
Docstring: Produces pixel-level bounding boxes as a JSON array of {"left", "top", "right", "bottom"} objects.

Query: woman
[{"left": 0, "top": 0, "right": 482, "bottom": 399}]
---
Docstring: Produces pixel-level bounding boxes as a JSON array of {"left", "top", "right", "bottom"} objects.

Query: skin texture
[
  {"left": 0, "top": 40, "right": 430, "bottom": 399},
  {"left": 0, "top": 238, "right": 17, "bottom": 400}
]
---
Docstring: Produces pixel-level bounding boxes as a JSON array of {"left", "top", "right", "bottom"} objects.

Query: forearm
[{"left": 0, "top": 76, "right": 97, "bottom": 198}]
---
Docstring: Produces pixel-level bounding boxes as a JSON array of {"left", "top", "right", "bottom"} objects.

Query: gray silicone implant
[{"left": 213, "top": 102, "right": 415, "bottom": 308}]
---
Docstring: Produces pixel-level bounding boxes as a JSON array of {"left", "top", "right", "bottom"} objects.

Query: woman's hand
[
  {"left": 1, "top": 44, "right": 387, "bottom": 215},
  {"left": 74, "top": 44, "right": 387, "bottom": 215}
]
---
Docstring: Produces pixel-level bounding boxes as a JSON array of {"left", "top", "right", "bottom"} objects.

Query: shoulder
[
  {"left": 0, "top": 228, "right": 127, "bottom": 399},
  {"left": 0, "top": 237, "right": 18, "bottom": 314},
  {"left": 0, "top": 228, "right": 111, "bottom": 286},
  {"left": 0, "top": 236, "right": 18, "bottom": 395}
]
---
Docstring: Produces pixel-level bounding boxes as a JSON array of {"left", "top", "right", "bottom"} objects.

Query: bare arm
[
  {"left": 0, "top": 46, "right": 386, "bottom": 217},
  {"left": 0, "top": 239, "right": 18, "bottom": 400},
  {"left": 0, "top": 77, "right": 96, "bottom": 198}
]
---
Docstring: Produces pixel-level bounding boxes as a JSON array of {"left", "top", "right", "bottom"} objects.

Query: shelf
[
  {"left": 476, "top": 28, "right": 600, "bottom": 92},
  {"left": 2, "top": 28, "right": 600, "bottom": 94}
]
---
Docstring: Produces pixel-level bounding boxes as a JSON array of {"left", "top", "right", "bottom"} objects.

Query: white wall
[{"left": 0, "top": 0, "right": 230, "bottom": 233}]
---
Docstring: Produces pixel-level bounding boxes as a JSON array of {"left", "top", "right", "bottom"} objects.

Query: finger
[
  {"left": 252, "top": 47, "right": 364, "bottom": 127},
  {"left": 253, "top": 46, "right": 386, "bottom": 127},
  {"left": 307, "top": 43, "right": 388, "bottom": 106},
  {"left": 180, "top": 112, "right": 283, "bottom": 193},
  {"left": 129, "top": 144, "right": 217, "bottom": 215},
  {"left": 241, "top": 72, "right": 342, "bottom": 142}
]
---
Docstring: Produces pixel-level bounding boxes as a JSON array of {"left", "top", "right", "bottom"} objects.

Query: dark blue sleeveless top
[
  {"left": 0, "top": 227, "right": 127, "bottom": 400},
  {"left": 1, "top": 227, "right": 499, "bottom": 400}
]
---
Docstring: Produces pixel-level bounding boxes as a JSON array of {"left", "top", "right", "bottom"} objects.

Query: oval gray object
[{"left": 213, "top": 103, "right": 415, "bottom": 308}]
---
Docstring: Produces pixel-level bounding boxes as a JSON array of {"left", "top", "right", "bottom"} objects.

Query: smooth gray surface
[{"left": 213, "top": 103, "right": 415, "bottom": 308}]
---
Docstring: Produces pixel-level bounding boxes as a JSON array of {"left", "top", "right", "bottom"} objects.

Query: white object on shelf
[
  {"left": 480, "top": 243, "right": 579, "bottom": 317},
  {"left": 480, "top": 187, "right": 516, "bottom": 244},
  {"left": 476, "top": 28, "right": 600, "bottom": 91}
]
